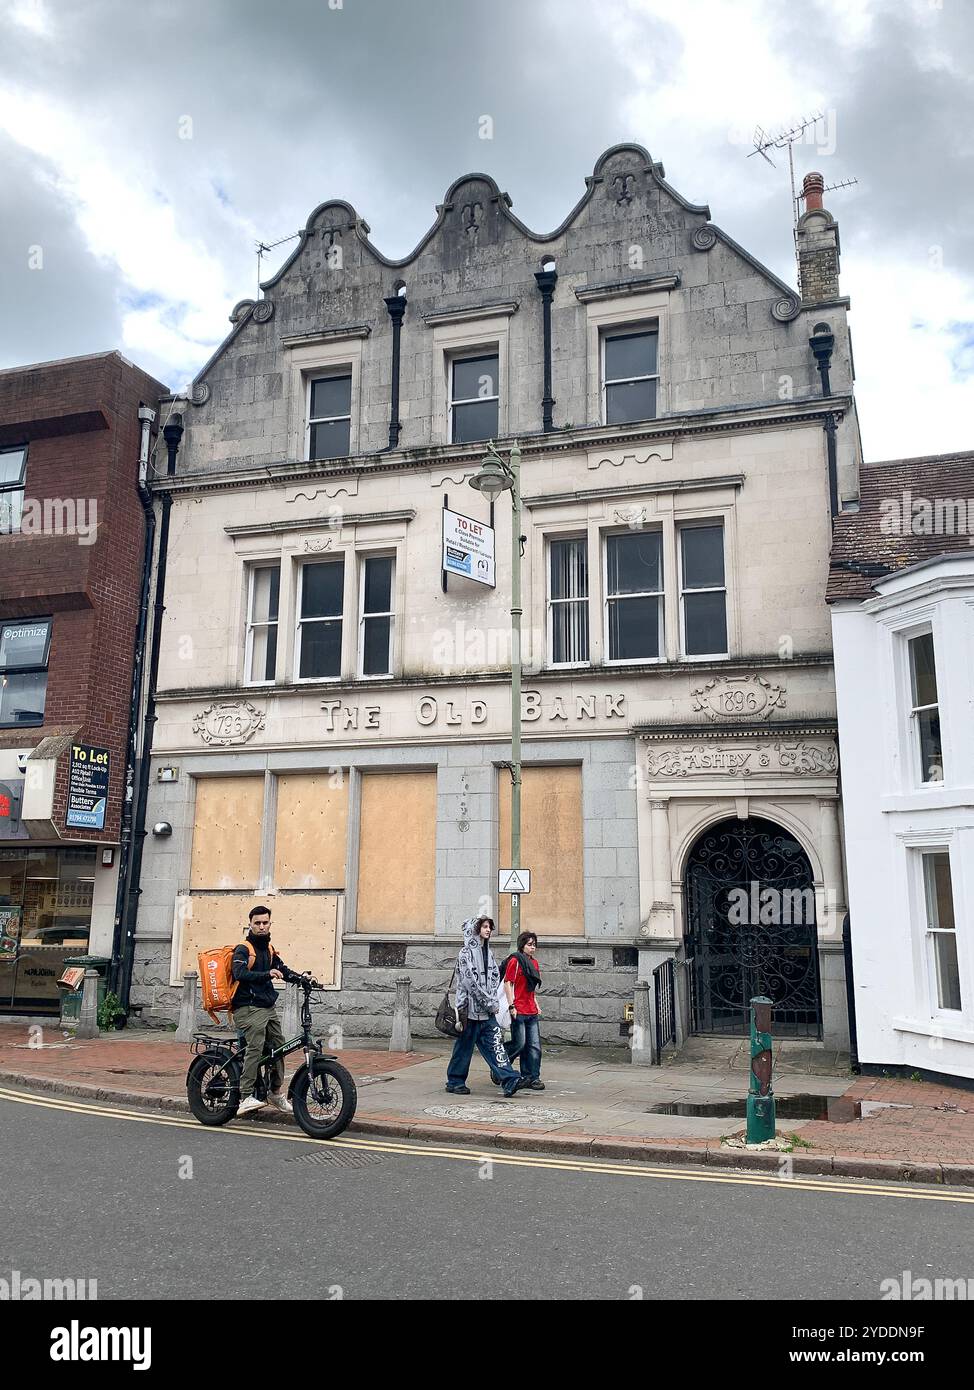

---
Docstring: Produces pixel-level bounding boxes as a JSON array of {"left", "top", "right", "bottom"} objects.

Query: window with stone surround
[
  {"left": 449, "top": 351, "right": 499, "bottom": 444},
  {"left": 604, "top": 529, "right": 663, "bottom": 662},
  {"left": 295, "top": 558, "right": 345, "bottom": 681},
  {"left": 548, "top": 536, "right": 589, "bottom": 666},
  {"left": 358, "top": 552, "right": 395, "bottom": 677},
  {"left": 679, "top": 522, "right": 727, "bottom": 657},
  {"left": 307, "top": 372, "right": 352, "bottom": 460},
  {"left": 244, "top": 564, "right": 280, "bottom": 684},
  {"left": 601, "top": 328, "right": 658, "bottom": 425}
]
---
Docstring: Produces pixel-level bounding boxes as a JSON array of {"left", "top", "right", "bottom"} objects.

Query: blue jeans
[
  {"left": 506, "top": 1013, "right": 541, "bottom": 1081},
  {"left": 447, "top": 1017, "right": 522, "bottom": 1095}
]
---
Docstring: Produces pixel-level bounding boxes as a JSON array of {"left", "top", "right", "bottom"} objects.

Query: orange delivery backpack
[{"left": 198, "top": 940, "right": 265, "bottom": 1025}]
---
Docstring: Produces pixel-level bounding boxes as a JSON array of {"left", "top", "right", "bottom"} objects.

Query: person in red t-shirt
[{"left": 502, "top": 931, "right": 544, "bottom": 1090}]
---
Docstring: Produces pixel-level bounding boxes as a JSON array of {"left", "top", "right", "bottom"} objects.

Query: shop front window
[{"left": 0, "top": 846, "right": 97, "bottom": 1013}]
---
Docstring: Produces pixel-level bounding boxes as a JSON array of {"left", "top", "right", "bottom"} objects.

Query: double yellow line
[{"left": 2, "top": 1083, "right": 971, "bottom": 1204}]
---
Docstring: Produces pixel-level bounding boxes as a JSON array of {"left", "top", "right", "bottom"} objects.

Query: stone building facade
[{"left": 131, "top": 145, "right": 859, "bottom": 1048}]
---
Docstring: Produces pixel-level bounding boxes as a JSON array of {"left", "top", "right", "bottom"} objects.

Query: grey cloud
[{"left": 0, "top": 133, "right": 124, "bottom": 367}]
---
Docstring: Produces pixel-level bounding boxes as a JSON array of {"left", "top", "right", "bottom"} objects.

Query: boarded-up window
[
  {"left": 274, "top": 773, "right": 348, "bottom": 889},
  {"left": 174, "top": 892, "right": 340, "bottom": 987},
  {"left": 189, "top": 777, "right": 264, "bottom": 889},
  {"left": 356, "top": 771, "right": 436, "bottom": 934},
  {"left": 498, "top": 765, "right": 583, "bottom": 936}
]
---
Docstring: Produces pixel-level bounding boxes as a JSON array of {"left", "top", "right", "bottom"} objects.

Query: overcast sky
[{"left": 1, "top": 0, "right": 971, "bottom": 461}]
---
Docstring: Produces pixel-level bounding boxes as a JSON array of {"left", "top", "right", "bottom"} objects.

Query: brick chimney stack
[{"left": 796, "top": 171, "right": 840, "bottom": 302}]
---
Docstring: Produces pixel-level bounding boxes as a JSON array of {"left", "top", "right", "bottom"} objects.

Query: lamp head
[{"left": 468, "top": 451, "right": 512, "bottom": 500}]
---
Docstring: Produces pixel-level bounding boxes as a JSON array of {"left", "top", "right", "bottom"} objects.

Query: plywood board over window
[
  {"left": 189, "top": 777, "right": 264, "bottom": 889},
  {"left": 356, "top": 770, "right": 436, "bottom": 934},
  {"left": 173, "top": 892, "right": 340, "bottom": 987},
  {"left": 498, "top": 765, "right": 584, "bottom": 937},
  {"left": 274, "top": 773, "right": 348, "bottom": 889}
]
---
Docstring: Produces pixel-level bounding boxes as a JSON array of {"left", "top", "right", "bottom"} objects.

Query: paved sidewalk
[{"left": 1, "top": 1023, "right": 971, "bottom": 1185}]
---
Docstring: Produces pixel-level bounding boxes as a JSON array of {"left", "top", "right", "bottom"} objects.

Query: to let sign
[
  {"left": 66, "top": 744, "right": 110, "bottom": 830},
  {"left": 442, "top": 507, "right": 495, "bottom": 587}
]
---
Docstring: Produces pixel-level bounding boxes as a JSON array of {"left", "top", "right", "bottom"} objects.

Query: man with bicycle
[{"left": 233, "top": 905, "right": 306, "bottom": 1116}]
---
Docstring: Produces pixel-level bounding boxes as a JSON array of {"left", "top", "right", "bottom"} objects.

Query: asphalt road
[{"left": 1, "top": 1088, "right": 972, "bottom": 1301}]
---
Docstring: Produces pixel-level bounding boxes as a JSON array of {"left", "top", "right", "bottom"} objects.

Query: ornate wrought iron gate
[{"left": 684, "top": 817, "right": 822, "bottom": 1038}]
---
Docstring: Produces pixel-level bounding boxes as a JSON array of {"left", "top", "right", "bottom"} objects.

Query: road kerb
[{"left": 0, "top": 1067, "right": 960, "bottom": 1186}]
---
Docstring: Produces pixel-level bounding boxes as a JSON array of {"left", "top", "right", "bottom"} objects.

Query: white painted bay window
[
  {"left": 908, "top": 632, "right": 943, "bottom": 784},
  {"left": 922, "top": 850, "right": 961, "bottom": 1013}
]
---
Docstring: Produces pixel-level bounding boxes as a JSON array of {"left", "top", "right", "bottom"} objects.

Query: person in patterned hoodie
[{"left": 445, "top": 914, "right": 526, "bottom": 1098}]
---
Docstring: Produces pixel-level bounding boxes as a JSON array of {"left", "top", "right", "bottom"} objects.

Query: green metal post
[
  {"left": 509, "top": 442, "right": 522, "bottom": 952},
  {"left": 746, "top": 994, "right": 775, "bottom": 1143}
]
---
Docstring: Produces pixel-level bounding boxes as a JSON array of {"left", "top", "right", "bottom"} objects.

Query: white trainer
[
  {"left": 236, "top": 1095, "right": 265, "bottom": 1116},
  {"left": 267, "top": 1092, "right": 292, "bottom": 1114}
]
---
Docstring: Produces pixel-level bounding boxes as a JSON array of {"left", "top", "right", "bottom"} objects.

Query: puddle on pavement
[{"left": 648, "top": 1092, "right": 877, "bottom": 1123}]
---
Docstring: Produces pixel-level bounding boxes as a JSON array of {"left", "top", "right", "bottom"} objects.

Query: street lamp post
[{"left": 469, "top": 441, "right": 523, "bottom": 951}]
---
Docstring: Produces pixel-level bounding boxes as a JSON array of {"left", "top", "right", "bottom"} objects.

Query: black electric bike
[{"left": 186, "top": 977, "right": 357, "bottom": 1140}]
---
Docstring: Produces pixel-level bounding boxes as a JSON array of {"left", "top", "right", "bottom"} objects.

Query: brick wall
[{"left": 0, "top": 352, "right": 168, "bottom": 841}]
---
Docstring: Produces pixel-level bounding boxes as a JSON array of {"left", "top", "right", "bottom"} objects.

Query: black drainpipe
[
  {"left": 535, "top": 261, "right": 558, "bottom": 433},
  {"left": 117, "top": 413, "right": 183, "bottom": 1010},
  {"left": 109, "top": 410, "right": 158, "bottom": 997},
  {"left": 809, "top": 321, "right": 839, "bottom": 522},
  {"left": 384, "top": 289, "right": 407, "bottom": 449}
]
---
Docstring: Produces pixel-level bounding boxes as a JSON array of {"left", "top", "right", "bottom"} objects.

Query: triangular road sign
[{"left": 498, "top": 868, "right": 531, "bottom": 894}]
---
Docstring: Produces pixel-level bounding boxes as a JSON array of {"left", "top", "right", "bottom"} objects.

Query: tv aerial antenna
[
  {"left": 748, "top": 113, "right": 858, "bottom": 282},
  {"left": 255, "top": 232, "right": 301, "bottom": 296}
]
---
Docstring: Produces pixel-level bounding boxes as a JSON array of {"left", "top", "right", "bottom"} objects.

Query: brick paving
[{"left": 1, "top": 1023, "right": 971, "bottom": 1183}]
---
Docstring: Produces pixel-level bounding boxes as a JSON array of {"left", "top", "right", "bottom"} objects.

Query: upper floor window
[
  {"left": 0, "top": 618, "right": 51, "bottom": 727},
  {"left": 908, "top": 632, "right": 942, "bottom": 784},
  {"left": 245, "top": 565, "right": 280, "bottom": 684},
  {"left": 921, "top": 850, "right": 961, "bottom": 1012},
  {"left": 296, "top": 559, "right": 344, "bottom": 680},
  {"left": 308, "top": 374, "right": 351, "bottom": 461},
  {"left": 605, "top": 530, "right": 663, "bottom": 662},
  {"left": 549, "top": 537, "right": 589, "bottom": 666},
  {"left": 359, "top": 554, "right": 394, "bottom": 677},
  {"left": 679, "top": 523, "right": 727, "bottom": 657},
  {"left": 0, "top": 449, "right": 26, "bottom": 535},
  {"left": 450, "top": 353, "right": 499, "bottom": 444},
  {"left": 602, "top": 329, "right": 658, "bottom": 425}
]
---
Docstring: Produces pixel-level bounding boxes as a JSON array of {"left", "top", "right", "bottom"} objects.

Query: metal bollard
[
  {"left": 76, "top": 969, "right": 100, "bottom": 1040},
  {"left": 174, "top": 971, "right": 199, "bottom": 1043},
  {"left": 630, "top": 979, "right": 656, "bottom": 1066},
  {"left": 280, "top": 980, "right": 300, "bottom": 1039},
  {"left": 390, "top": 975, "right": 413, "bottom": 1052},
  {"left": 746, "top": 995, "right": 776, "bottom": 1143}
]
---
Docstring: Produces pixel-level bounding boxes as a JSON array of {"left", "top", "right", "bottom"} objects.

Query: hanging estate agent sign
[
  {"left": 442, "top": 507, "right": 495, "bottom": 587},
  {"left": 66, "top": 744, "right": 110, "bottom": 830}
]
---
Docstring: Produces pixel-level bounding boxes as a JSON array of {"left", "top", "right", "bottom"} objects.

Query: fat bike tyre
[
  {"left": 187, "top": 1054, "right": 240, "bottom": 1126},
  {"left": 291, "top": 1058, "right": 357, "bottom": 1140}
]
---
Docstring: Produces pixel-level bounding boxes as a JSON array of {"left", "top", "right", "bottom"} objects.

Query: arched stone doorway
[{"left": 683, "top": 816, "right": 823, "bottom": 1038}]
